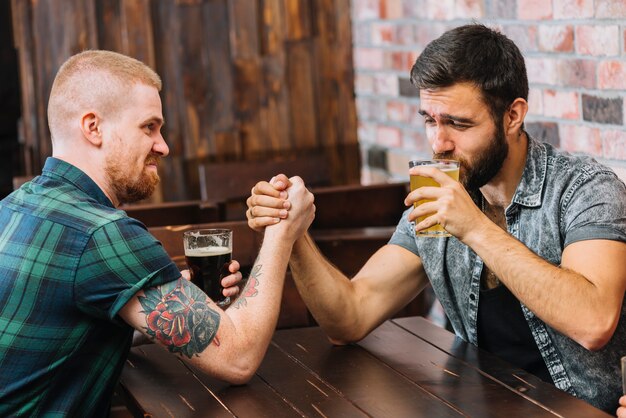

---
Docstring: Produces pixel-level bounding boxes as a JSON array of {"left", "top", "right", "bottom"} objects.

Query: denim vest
[{"left": 389, "top": 138, "right": 626, "bottom": 412}]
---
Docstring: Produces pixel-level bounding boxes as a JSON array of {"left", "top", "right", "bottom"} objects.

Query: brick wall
[{"left": 352, "top": 0, "right": 626, "bottom": 184}]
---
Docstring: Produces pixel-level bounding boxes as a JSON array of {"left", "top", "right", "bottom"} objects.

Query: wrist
[
  {"left": 461, "top": 216, "right": 504, "bottom": 249},
  {"left": 263, "top": 223, "right": 297, "bottom": 246}
]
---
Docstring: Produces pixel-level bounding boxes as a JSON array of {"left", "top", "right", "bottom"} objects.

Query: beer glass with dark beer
[
  {"left": 183, "top": 229, "right": 232, "bottom": 307},
  {"left": 409, "top": 159, "right": 460, "bottom": 237}
]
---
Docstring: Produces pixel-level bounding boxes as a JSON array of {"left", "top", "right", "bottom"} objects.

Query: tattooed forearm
[
  {"left": 231, "top": 263, "right": 262, "bottom": 309},
  {"left": 138, "top": 278, "right": 221, "bottom": 358}
]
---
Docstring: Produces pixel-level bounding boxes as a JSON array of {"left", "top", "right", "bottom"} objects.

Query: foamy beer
[
  {"left": 409, "top": 159, "right": 460, "bottom": 237},
  {"left": 183, "top": 229, "right": 232, "bottom": 306}
]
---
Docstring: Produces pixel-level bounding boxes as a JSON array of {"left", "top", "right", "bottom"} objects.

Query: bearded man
[
  {"left": 245, "top": 24, "right": 626, "bottom": 413},
  {"left": 0, "top": 50, "right": 316, "bottom": 416}
]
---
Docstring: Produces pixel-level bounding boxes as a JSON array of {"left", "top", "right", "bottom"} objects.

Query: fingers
[
  {"left": 247, "top": 182, "right": 292, "bottom": 232},
  {"left": 250, "top": 181, "right": 284, "bottom": 199},
  {"left": 222, "top": 283, "right": 240, "bottom": 298},
  {"left": 180, "top": 269, "right": 191, "bottom": 281},
  {"left": 269, "top": 174, "right": 292, "bottom": 191},
  {"left": 404, "top": 186, "right": 446, "bottom": 207},
  {"left": 409, "top": 166, "right": 456, "bottom": 185},
  {"left": 221, "top": 260, "right": 242, "bottom": 297},
  {"left": 228, "top": 259, "right": 240, "bottom": 274}
]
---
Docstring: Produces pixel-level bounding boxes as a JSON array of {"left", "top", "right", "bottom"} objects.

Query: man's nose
[
  {"left": 430, "top": 127, "right": 454, "bottom": 154},
  {"left": 153, "top": 133, "right": 169, "bottom": 157}
]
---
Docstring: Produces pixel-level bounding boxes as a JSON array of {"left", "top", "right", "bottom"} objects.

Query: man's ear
[
  {"left": 505, "top": 98, "right": 528, "bottom": 137},
  {"left": 80, "top": 112, "right": 103, "bottom": 146}
]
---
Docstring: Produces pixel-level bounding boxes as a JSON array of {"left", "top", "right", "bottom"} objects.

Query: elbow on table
[
  {"left": 325, "top": 324, "right": 370, "bottom": 345},
  {"left": 214, "top": 356, "right": 258, "bottom": 385},
  {"left": 577, "top": 317, "right": 619, "bottom": 352},
  {"left": 222, "top": 366, "right": 255, "bottom": 385}
]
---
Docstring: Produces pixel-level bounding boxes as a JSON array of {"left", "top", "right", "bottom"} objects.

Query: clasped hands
[
  {"left": 246, "top": 175, "right": 316, "bottom": 244},
  {"left": 247, "top": 170, "right": 486, "bottom": 243}
]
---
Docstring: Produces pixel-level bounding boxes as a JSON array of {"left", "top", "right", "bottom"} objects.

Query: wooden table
[{"left": 119, "top": 317, "right": 610, "bottom": 417}]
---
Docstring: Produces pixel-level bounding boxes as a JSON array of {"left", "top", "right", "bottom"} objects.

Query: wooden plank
[
  {"left": 260, "top": 0, "right": 291, "bottom": 152},
  {"left": 96, "top": 0, "right": 123, "bottom": 58},
  {"left": 284, "top": 0, "right": 312, "bottom": 41},
  {"left": 98, "top": 0, "right": 155, "bottom": 67},
  {"left": 311, "top": 226, "right": 394, "bottom": 277},
  {"left": 228, "top": 0, "right": 260, "bottom": 60},
  {"left": 178, "top": 3, "right": 214, "bottom": 160},
  {"left": 229, "top": 1, "right": 267, "bottom": 159},
  {"left": 198, "top": 153, "right": 331, "bottom": 204},
  {"left": 392, "top": 317, "right": 611, "bottom": 418},
  {"left": 214, "top": 131, "right": 241, "bottom": 161},
  {"left": 271, "top": 326, "right": 463, "bottom": 417},
  {"left": 118, "top": 0, "right": 155, "bottom": 67},
  {"left": 310, "top": 182, "right": 409, "bottom": 229},
  {"left": 184, "top": 346, "right": 305, "bottom": 417},
  {"left": 254, "top": 342, "right": 372, "bottom": 417},
  {"left": 311, "top": 0, "right": 360, "bottom": 184},
  {"left": 286, "top": 41, "right": 318, "bottom": 149},
  {"left": 11, "top": 0, "right": 37, "bottom": 174},
  {"left": 233, "top": 58, "right": 268, "bottom": 158},
  {"left": 120, "top": 345, "right": 232, "bottom": 418},
  {"left": 121, "top": 200, "right": 219, "bottom": 227},
  {"left": 203, "top": 0, "right": 236, "bottom": 135},
  {"left": 356, "top": 320, "right": 566, "bottom": 417}
]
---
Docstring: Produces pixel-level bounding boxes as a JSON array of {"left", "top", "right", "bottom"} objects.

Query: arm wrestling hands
[
  {"left": 122, "top": 177, "right": 315, "bottom": 384},
  {"left": 247, "top": 174, "right": 428, "bottom": 344}
]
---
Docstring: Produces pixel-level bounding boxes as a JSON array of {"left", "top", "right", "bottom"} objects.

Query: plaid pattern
[{"left": 0, "top": 158, "right": 180, "bottom": 416}]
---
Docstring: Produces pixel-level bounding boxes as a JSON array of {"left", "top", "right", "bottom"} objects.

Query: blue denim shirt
[{"left": 389, "top": 137, "right": 626, "bottom": 412}]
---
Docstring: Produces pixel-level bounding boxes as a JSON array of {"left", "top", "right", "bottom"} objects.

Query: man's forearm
[
  {"left": 289, "top": 233, "right": 362, "bottom": 341},
  {"left": 221, "top": 228, "right": 293, "bottom": 365},
  {"left": 463, "top": 221, "right": 621, "bottom": 350}
]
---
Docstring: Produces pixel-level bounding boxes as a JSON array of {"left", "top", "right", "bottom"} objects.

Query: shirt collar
[
  {"left": 42, "top": 157, "right": 115, "bottom": 208},
  {"left": 510, "top": 135, "right": 547, "bottom": 208}
]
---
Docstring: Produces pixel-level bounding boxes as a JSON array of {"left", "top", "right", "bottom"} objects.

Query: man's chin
[{"left": 119, "top": 179, "right": 159, "bottom": 204}]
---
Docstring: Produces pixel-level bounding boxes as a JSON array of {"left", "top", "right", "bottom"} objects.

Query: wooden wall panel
[
  {"left": 286, "top": 41, "right": 318, "bottom": 149},
  {"left": 97, "top": 0, "right": 155, "bottom": 67},
  {"left": 260, "top": 0, "right": 290, "bottom": 152},
  {"left": 11, "top": 0, "right": 360, "bottom": 201}
]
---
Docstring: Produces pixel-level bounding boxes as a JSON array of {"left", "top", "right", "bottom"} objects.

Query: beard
[
  {"left": 106, "top": 154, "right": 161, "bottom": 204},
  {"left": 434, "top": 120, "right": 508, "bottom": 192}
]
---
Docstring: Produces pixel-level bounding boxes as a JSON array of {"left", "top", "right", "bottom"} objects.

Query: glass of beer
[
  {"left": 409, "top": 159, "right": 460, "bottom": 237},
  {"left": 183, "top": 229, "right": 232, "bottom": 307}
]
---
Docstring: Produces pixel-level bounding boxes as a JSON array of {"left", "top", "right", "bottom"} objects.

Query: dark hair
[{"left": 410, "top": 24, "right": 528, "bottom": 123}]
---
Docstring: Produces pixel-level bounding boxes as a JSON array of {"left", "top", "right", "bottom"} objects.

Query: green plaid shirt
[{"left": 0, "top": 158, "right": 180, "bottom": 416}]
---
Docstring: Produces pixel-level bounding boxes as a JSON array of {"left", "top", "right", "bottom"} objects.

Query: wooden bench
[
  {"left": 198, "top": 153, "right": 334, "bottom": 221},
  {"left": 310, "top": 182, "right": 409, "bottom": 229},
  {"left": 121, "top": 200, "right": 219, "bottom": 227}
]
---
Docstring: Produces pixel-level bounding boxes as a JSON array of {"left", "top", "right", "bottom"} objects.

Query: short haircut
[
  {"left": 410, "top": 24, "right": 528, "bottom": 122},
  {"left": 47, "top": 50, "right": 162, "bottom": 142}
]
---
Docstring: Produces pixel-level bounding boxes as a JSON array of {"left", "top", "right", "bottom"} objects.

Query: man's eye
[{"left": 448, "top": 120, "right": 469, "bottom": 129}]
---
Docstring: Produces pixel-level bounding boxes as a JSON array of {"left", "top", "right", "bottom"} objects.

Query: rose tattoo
[{"left": 139, "top": 279, "right": 220, "bottom": 358}]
